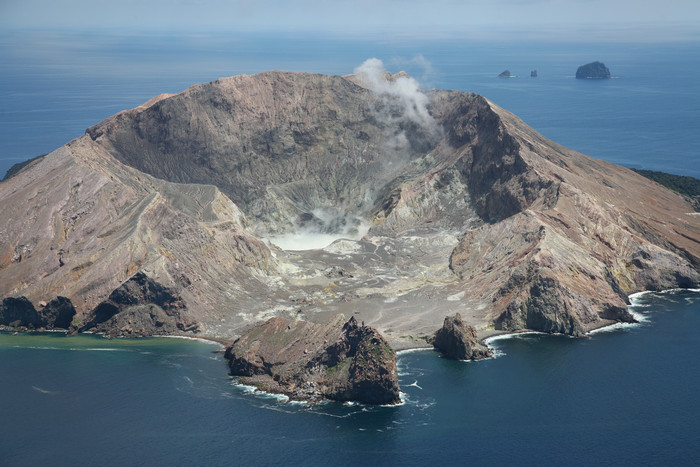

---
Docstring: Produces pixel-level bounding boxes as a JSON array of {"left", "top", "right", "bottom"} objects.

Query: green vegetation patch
[
  {"left": 2, "top": 154, "right": 48, "bottom": 182},
  {"left": 633, "top": 169, "right": 700, "bottom": 211},
  {"left": 633, "top": 169, "right": 700, "bottom": 197}
]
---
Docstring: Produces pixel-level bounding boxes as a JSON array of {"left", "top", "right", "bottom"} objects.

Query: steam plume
[{"left": 353, "top": 58, "right": 439, "bottom": 135}]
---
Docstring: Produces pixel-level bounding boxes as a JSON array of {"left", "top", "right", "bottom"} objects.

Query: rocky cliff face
[
  {"left": 225, "top": 316, "right": 400, "bottom": 404},
  {"left": 1, "top": 68, "right": 698, "bottom": 345},
  {"left": 0, "top": 296, "right": 76, "bottom": 330},
  {"left": 78, "top": 272, "right": 199, "bottom": 337}
]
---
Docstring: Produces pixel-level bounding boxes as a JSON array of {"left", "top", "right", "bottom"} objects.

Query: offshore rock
[
  {"left": 576, "top": 61, "right": 611, "bottom": 79},
  {"left": 430, "top": 313, "right": 492, "bottom": 360},
  {"left": 224, "top": 316, "right": 400, "bottom": 405},
  {"left": 78, "top": 272, "right": 199, "bottom": 337}
]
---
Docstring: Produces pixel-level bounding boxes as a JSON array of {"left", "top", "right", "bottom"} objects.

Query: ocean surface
[
  {"left": 1, "top": 33, "right": 700, "bottom": 465},
  {"left": 1, "top": 290, "right": 699, "bottom": 466},
  {"left": 1, "top": 33, "right": 699, "bottom": 179}
]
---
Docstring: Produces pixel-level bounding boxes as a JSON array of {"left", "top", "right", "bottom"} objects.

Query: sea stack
[
  {"left": 430, "top": 313, "right": 493, "bottom": 360},
  {"left": 576, "top": 61, "right": 611, "bottom": 79}
]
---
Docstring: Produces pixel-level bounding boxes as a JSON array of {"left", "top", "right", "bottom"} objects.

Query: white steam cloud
[{"left": 353, "top": 58, "right": 439, "bottom": 135}]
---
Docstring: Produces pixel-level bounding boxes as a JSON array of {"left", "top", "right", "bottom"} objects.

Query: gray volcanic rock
[
  {"left": 1, "top": 69, "right": 698, "bottom": 346},
  {"left": 0, "top": 296, "right": 76, "bottom": 329},
  {"left": 40, "top": 296, "right": 77, "bottom": 329},
  {"left": 576, "top": 61, "right": 611, "bottom": 79},
  {"left": 225, "top": 316, "right": 400, "bottom": 404},
  {"left": 430, "top": 313, "right": 492, "bottom": 360},
  {"left": 0, "top": 297, "right": 42, "bottom": 329},
  {"left": 79, "top": 272, "right": 199, "bottom": 337}
]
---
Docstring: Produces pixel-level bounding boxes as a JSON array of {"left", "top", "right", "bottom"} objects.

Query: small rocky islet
[{"left": 576, "top": 61, "right": 611, "bottom": 79}]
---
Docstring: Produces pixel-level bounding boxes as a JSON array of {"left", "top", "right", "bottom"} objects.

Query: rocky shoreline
[{"left": 1, "top": 287, "right": 693, "bottom": 405}]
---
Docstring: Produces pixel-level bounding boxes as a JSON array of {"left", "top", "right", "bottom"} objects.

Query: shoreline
[
  {"left": 388, "top": 287, "right": 700, "bottom": 353},
  {"left": 0, "top": 327, "right": 232, "bottom": 349},
  {"left": 4, "top": 287, "right": 699, "bottom": 354}
]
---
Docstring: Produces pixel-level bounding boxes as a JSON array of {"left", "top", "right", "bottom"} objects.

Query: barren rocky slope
[
  {"left": 225, "top": 315, "right": 400, "bottom": 404},
  {"left": 1, "top": 68, "right": 698, "bottom": 346}
]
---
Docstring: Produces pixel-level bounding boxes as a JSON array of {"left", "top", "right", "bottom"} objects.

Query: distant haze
[{"left": 1, "top": 0, "right": 699, "bottom": 42}]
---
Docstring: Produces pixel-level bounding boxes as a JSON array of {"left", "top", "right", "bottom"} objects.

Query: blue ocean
[{"left": 1, "top": 33, "right": 699, "bottom": 465}]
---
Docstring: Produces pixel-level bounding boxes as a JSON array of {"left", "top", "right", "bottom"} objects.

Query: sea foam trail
[
  {"left": 483, "top": 331, "right": 550, "bottom": 345},
  {"left": 396, "top": 347, "right": 433, "bottom": 356}
]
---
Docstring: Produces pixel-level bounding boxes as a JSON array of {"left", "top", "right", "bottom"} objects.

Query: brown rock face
[
  {"left": 40, "top": 296, "right": 77, "bottom": 329},
  {"left": 0, "top": 296, "right": 76, "bottom": 330},
  {"left": 430, "top": 313, "right": 492, "bottom": 360},
  {"left": 224, "top": 316, "right": 400, "bottom": 404},
  {"left": 78, "top": 272, "right": 199, "bottom": 337}
]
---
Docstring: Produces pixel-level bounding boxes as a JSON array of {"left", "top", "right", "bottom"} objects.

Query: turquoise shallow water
[{"left": 1, "top": 290, "right": 699, "bottom": 466}]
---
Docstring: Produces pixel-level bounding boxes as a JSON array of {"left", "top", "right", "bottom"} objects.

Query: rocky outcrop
[
  {"left": 576, "top": 61, "right": 611, "bottom": 79},
  {"left": 0, "top": 296, "right": 76, "bottom": 330},
  {"left": 224, "top": 316, "right": 400, "bottom": 404},
  {"left": 78, "top": 272, "right": 199, "bottom": 337},
  {"left": 430, "top": 313, "right": 492, "bottom": 360},
  {"left": 40, "top": 296, "right": 77, "bottom": 329},
  {"left": 0, "top": 297, "right": 42, "bottom": 329}
]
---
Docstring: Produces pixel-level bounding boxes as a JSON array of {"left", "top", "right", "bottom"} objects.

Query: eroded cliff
[{"left": 225, "top": 315, "right": 400, "bottom": 404}]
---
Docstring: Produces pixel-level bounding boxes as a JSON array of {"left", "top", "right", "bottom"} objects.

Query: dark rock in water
[
  {"left": 495, "top": 274, "right": 587, "bottom": 335},
  {"left": 430, "top": 313, "right": 492, "bottom": 360},
  {"left": 0, "top": 295, "right": 76, "bottom": 329},
  {"left": 39, "top": 296, "right": 76, "bottom": 329},
  {"left": 225, "top": 315, "right": 400, "bottom": 404},
  {"left": 576, "top": 61, "right": 611, "bottom": 79},
  {"left": 493, "top": 273, "right": 637, "bottom": 335},
  {"left": 531, "top": 70, "right": 538, "bottom": 77},
  {"left": 498, "top": 70, "right": 512, "bottom": 78},
  {"left": 79, "top": 272, "right": 199, "bottom": 337},
  {"left": 0, "top": 297, "right": 42, "bottom": 329}
]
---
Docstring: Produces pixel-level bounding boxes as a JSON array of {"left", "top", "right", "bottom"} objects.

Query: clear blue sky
[{"left": 1, "top": 0, "right": 699, "bottom": 41}]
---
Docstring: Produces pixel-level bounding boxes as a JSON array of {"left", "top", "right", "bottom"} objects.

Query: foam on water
[
  {"left": 396, "top": 347, "right": 433, "bottom": 356},
  {"left": 231, "top": 380, "right": 291, "bottom": 403},
  {"left": 483, "top": 331, "right": 549, "bottom": 345}
]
